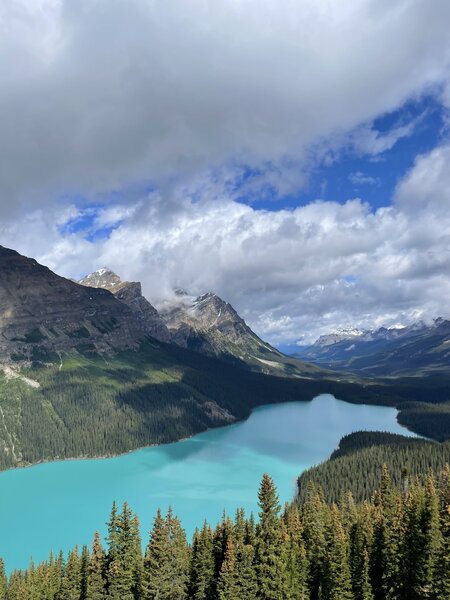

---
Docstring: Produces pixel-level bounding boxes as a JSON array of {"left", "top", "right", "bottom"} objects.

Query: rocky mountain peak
[
  {"left": 79, "top": 270, "right": 170, "bottom": 343},
  {"left": 314, "top": 327, "right": 365, "bottom": 347},
  {"left": 78, "top": 268, "right": 124, "bottom": 293},
  {"left": 0, "top": 247, "right": 144, "bottom": 361}
]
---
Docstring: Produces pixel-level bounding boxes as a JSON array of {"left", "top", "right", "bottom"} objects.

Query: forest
[
  {"left": 2, "top": 339, "right": 450, "bottom": 472},
  {"left": 297, "top": 431, "right": 450, "bottom": 503},
  {"left": 2, "top": 466, "right": 450, "bottom": 599}
]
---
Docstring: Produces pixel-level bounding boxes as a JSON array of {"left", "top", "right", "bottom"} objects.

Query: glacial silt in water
[{"left": 0, "top": 394, "right": 413, "bottom": 571}]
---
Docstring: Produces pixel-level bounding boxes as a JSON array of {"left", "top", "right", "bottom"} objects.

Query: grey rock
[
  {"left": 79, "top": 269, "right": 171, "bottom": 343},
  {"left": 0, "top": 246, "right": 144, "bottom": 361}
]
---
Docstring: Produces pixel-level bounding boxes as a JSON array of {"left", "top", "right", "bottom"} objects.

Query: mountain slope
[
  {"left": 295, "top": 319, "right": 450, "bottom": 376},
  {"left": 79, "top": 268, "right": 170, "bottom": 342},
  {"left": 0, "top": 246, "right": 144, "bottom": 362},
  {"left": 0, "top": 245, "right": 332, "bottom": 471},
  {"left": 158, "top": 289, "right": 323, "bottom": 377},
  {"left": 80, "top": 270, "right": 323, "bottom": 378}
]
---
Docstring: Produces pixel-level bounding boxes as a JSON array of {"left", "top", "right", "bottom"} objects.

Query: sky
[{"left": 1, "top": 0, "right": 450, "bottom": 347}]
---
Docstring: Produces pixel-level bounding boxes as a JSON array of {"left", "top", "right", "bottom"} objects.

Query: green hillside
[{"left": 297, "top": 430, "right": 450, "bottom": 504}]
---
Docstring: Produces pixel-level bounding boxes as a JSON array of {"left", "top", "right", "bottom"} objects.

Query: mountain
[
  {"left": 314, "top": 327, "right": 366, "bottom": 347},
  {"left": 79, "top": 268, "right": 171, "bottom": 342},
  {"left": 294, "top": 319, "right": 450, "bottom": 376},
  {"left": 0, "top": 245, "right": 336, "bottom": 471},
  {"left": 79, "top": 270, "right": 322, "bottom": 378},
  {"left": 1, "top": 245, "right": 450, "bottom": 473},
  {"left": 159, "top": 289, "right": 326, "bottom": 377},
  {"left": 0, "top": 246, "right": 144, "bottom": 362}
]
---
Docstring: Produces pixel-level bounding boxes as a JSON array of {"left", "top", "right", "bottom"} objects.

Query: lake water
[{"left": 0, "top": 394, "right": 413, "bottom": 571}]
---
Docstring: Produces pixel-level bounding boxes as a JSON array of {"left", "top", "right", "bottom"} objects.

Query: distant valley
[{"left": 294, "top": 319, "right": 450, "bottom": 377}]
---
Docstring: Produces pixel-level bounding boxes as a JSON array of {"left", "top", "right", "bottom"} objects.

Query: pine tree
[
  {"left": 87, "top": 531, "right": 106, "bottom": 600},
  {"left": 233, "top": 509, "right": 258, "bottom": 600},
  {"left": 283, "top": 504, "right": 309, "bottom": 600},
  {"left": 80, "top": 545, "right": 90, "bottom": 600},
  {"left": 349, "top": 503, "right": 374, "bottom": 600},
  {"left": 166, "top": 508, "right": 189, "bottom": 600},
  {"left": 58, "top": 546, "right": 82, "bottom": 600},
  {"left": 255, "top": 474, "right": 286, "bottom": 600},
  {"left": 217, "top": 539, "right": 239, "bottom": 600},
  {"left": 143, "top": 508, "right": 169, "bottom": 599},
  {"left": 433, "top": 464, "right": 450, "bottom": 599},
  {"left": 0, "top": 558, "right": 6, "bottom": 600},
  {"left": 105, "top": 502, "right": 141, "bottom": 600},
  {"left": 189, "top": 522, "right": 215, "bottom": 600},
  {"left": 322, "top": 504, "right": 353, "bottom": 600},
  {"left": 302, "top": 482, "right": 327, "bottom": 599}
]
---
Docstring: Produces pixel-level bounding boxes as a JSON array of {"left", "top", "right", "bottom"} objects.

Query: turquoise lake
[{"left": 0, "top": 394, "right": 413, "bottom": 571}]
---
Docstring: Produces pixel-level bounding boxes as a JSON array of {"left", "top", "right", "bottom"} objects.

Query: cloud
[
  {"left": 394, "top": 144, "right": 450, "bottom": 212},
  {"left": 348, "top": 171, "right": 379, "bottom": 186},
  {"left": 1, "top": 0, "right": 450, "bottom": 212},
  {"left": 2, "top": 143, "right": 450, "bottom": 345}
]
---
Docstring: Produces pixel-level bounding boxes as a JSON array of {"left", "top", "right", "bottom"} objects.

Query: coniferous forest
[{"left": 2, "top": 467, "right": 450, "bottom": 600}]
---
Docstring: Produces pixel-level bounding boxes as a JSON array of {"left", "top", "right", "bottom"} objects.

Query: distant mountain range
[{"left": 294, "top": 319, "right": 450, "bottom": 376}]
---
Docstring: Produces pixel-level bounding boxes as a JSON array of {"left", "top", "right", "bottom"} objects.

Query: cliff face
[
  {"left": 79, "top": 269, "right": 171, "bottom": 342},
  {"left": 0, "top": 247, "right": 144, "bottom": 361},
  {"left": 160, "top": 291, "right": 265, "bottom": 354}
]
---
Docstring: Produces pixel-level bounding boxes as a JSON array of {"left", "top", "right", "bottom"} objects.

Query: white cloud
[
  {"left": 1, "top": 0, "right": 450, "bottom": 211},
  {"left": 2, "top": 143, "right": 450, "bottom": 345},
  {"left": 348, "top": 171, "right": 379, "bottom": 186},
  {"left": 2, "top": 1, "right": 450, "bottom": 345},
  {"left": 394, "top": 144, "right": 450, "bottom": 212}
]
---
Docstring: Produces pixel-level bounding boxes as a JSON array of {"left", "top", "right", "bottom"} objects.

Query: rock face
[
  {"left": 0, "top": 246, "right": 144, "bottom": 361},
  {"left": 79, "top": 269, "right": 171, "bottom": 342},
  {"left": 159, "top": 290, "right": 267, "bottom": 355}
]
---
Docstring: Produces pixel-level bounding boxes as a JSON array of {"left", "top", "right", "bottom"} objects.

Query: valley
[{"left": 0, "top": 394, "right": 411, "bottom": 572}]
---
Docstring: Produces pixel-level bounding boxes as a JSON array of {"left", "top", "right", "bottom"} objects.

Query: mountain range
[
  {"left": 1, "top": 244, "right": 450, "bottom": 473},
  {"left": 0, "top": 245, "right": 348, "bottom": 471},
  {"left": 78, "top": 266, "right": 321, "bottom": 378},
  {"left": 295, "top": 319, "right": 450, "bottom": 376}
]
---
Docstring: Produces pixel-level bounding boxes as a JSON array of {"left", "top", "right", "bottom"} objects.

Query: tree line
[
  {"left": 297, "top": 431, "right": 450, "bottom": 504},
  {"left": 2, "top": 466, "right": 450, "bottom": 599}
]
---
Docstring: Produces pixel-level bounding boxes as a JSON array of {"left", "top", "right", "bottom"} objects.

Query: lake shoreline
[
  {"left": 0, "top": 392, "right": 413, "bottom": 475},
  {"left": 0, "top": 394, "right": 414, "bottom": 573}
]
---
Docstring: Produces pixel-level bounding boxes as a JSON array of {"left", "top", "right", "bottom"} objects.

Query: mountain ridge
[
  {"left": 295, "top": 318, "right": 450, "bottom": 376},
  {"left": 79, "top": 267, "right": 322, "bottom": 378}
]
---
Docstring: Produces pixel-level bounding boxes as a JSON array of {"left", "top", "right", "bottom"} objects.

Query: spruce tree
[
  {"left": 322, "top": 504, "right": 353, "bottom": 600},
  {"left": 217, "top": 539, "right": 239, "bottom": 600},
  {"left": 233, "top": 509, "right": 258, "bottom": 600},
  {"left": 105, "top": 502, "right": 141, "bottom": 600},
  {"left": 0, "top": 558, "right": 6, "bottom": 600},
  {"left": 58, "top": 546, "right": 82, "bottom": 600},
  {"left": 166, "top": 508, "right": 189, "bottom": 600},
  {"left": 349, "top": 503, "right": 374, "bottom": 600},
  {"left": 189, "top": 522, "right": 215, "bottom": 600},
  {"left": 302, "top": 482, "right": 327, "bottom": 599},
  {"left": 213, "top": 512, "right": 234, "bottom": 585},
  {"left": 371, "top": 466, "right": 404, "bottom": 600},
  {"left": 255, "top": 474, "right": 286, "bottom": 600},
  {"left": 143, "top": 508, "right": 168, "bottom": 599},
  {"left": 283, "top": 504, "right": 309, "bottom": 600},
  {"left": 80, "top": 545, "right": 90, "bottom": 600},
  {"left": 87, "top": 531, "right": 106, "bottom": 600},
  {"left": 433, "top": 464, "right": 450, "bottom": 599}
]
